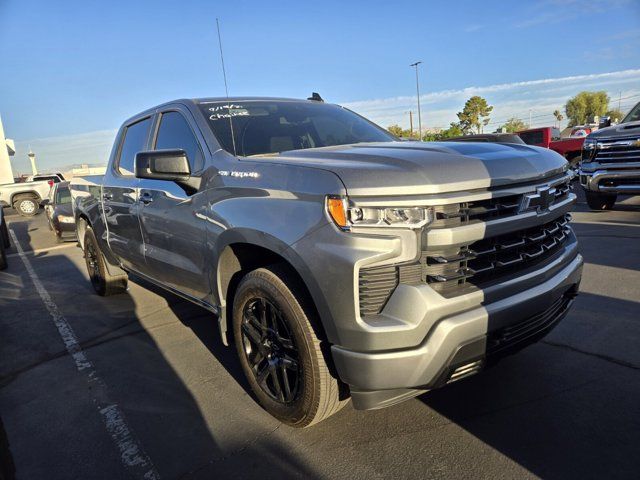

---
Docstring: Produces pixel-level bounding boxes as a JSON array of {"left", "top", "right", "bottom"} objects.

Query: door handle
[
  {"left": 102, "top": 192, "right": 113, "bottom": 201},
  {"left": 139, "top": 192, "right": 154, "bottom": 205}
]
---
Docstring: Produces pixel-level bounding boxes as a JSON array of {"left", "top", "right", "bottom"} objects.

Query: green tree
[
  {"left": 553, "top": 109, "right": 564, "bottom": 127},
  {"left": 387, "top": 124, "right": 412, "bottom": 138},
  {"left": 564, "top": 91, "right": 609, "bottom": 126},
  {"left": 422, "top": 123, "right": 464, "bottom": 141},
  {"left": 457, "top": 96, "right": 493, "bottom": 134},
  {"left": 499, "top": 117, "right": 528, "bottom": 133},
  {"left": 605, "top": 108, "right": 625, "bottom": 123}
]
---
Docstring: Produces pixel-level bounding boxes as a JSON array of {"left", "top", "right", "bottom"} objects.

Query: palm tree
[{"left": 553, "top": 110, "right": 564, "bottom": 128}]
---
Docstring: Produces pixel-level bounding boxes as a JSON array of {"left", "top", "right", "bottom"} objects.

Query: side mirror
[
  {"left": 599, "top": 116, "right": 612, "bottom": 129},
  {"left": 135, "top": 149, "right": 201, "bottom": 194},
  {"left": 40, "top": 198, "right": 50, "bottom": 206},
  {"left": 135, "top": 149, "right": 191, "bottom": 181}
]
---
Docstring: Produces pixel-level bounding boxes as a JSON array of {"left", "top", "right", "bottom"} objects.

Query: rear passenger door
[
  {"left": 137, "top": 108, "right": 210, "bottom": 300},
  {"left": 102, "top": 116, "right": 152, "bottom": 272}
]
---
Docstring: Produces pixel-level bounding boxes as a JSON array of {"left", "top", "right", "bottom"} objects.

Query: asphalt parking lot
[{"left": 1, "top": 190, "right": 639, "bottom": 480}]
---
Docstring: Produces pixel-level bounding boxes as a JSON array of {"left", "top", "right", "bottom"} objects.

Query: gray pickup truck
[
  {"left": 579, "top": 101, "right": 640, "bottom": 210},
  {"left": 75, "top": 97, "right": 583, "bottom": 427}
]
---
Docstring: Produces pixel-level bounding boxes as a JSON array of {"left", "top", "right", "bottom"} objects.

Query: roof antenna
[
  {"left": 216, "top": 18, "right": 237, "bottom": 156},
  {"left": 308, "top": 92, "right": 324, "bottom": 102}
]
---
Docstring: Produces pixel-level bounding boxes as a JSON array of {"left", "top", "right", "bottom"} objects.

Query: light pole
[{"left": 410, "top": 61, "right": 422, "bottom": 140}]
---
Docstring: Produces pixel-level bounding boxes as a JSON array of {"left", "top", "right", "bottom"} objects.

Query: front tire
[
  {"left": 83, "top": 226, "right": 128, "bottom": 296},
  {"left": 232, "top": 266, "right": 347, "bottom": 427},
  {"left": 585, "top": 190, "right": 617, "bottom": 210},
  {"left": 14, "top": 197, "right": 39, "bottom": 217}
]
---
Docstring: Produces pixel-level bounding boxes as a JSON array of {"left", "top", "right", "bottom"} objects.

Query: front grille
[
  {"left": 466, "top": 214, "right": 571, "bottom": 284},
  {"left": 411, "top": 213, "right": 573, "bottom": 295},
  {"left": 487, "top": 290, "right": 575, "bottom": 356},
  {"left": 357, "top": 176, "right": 575, "bottom": 317},
  {"left": 358, "top": 214, "right": 573, "bottom": 315},
  {"left": 431, "top": 179, "right": 571, "bottom": 227},
  {"left": 594, "top": 137, "right": 640, "bottom": 163}
]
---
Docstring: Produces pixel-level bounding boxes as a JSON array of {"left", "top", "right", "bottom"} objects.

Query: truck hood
[
  {"left": 251, "top": 141, "right": 567, "bottom": 196},
  {"left": 588, "top": 120, "right": 640, "bottom": 140}
]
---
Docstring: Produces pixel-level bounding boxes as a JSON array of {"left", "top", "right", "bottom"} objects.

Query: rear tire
[
  {"left": 232, "top": 266, "right": 347, "bottom": 427},
  {"left": 83, "top": 226, "right": 128, "bottom": 296},
  {"left": 13, "top": 196, "right": 39, "bottom": 217},
  {"left": 585, "top": 190, "right": 617, "bottom": 210}
]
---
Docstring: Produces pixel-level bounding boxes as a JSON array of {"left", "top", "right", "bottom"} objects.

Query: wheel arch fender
[
  {"left": 213, "top": 228, "right": 338, "bottom": 347},
  {"left": 10, "top": 191, "right": 41, "bottom": 205}
]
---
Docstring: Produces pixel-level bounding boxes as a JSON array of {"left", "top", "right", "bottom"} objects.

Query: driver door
[{"left": 137, "top": 108, "right": 210, "bottom": 300}]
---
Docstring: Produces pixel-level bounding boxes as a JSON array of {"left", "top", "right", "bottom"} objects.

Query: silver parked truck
[{"left": 75, "top": 97, "right": 583, "bottom": 427}]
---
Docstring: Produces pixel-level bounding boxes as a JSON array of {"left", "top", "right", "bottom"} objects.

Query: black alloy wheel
[
  {"left": 240, "top": 297, "right": 301, "bottom": 403},
  {"left": 232, "top": 266, "right": 347, "bottom": 427},
  {"left": 84, "top": 237, "right": 102, "bottom": 291}
]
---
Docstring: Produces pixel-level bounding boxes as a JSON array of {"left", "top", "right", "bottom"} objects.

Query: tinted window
[
  {"left": 198, "top": 101, "right": 394, "bottom": 157},
  {"left": 518, "top": 130, "right": 544, "bottom": 145},
  {"left": 55, "top": 186, "right": 72, "bottom": 204},
  {"left": 118, "top": 118, "right": 152, "bottom": 175},
  {"left": 154, "top": 112, "right": 204, "bottom": 171}
]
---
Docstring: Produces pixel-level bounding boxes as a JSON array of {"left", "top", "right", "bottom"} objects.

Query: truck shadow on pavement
[{"left": 0, "top": 237, "right": 321, "bottom": 479}]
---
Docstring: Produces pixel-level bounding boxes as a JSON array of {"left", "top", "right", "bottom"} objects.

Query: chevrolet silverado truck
[
  {"left": 579, "top": 102, "right": 640, "bottom": 210},
  {"left": 0, "top": 178, "right": 51, "bottom": 216},
  {"left": 517, "top": 127, "right": 585, "bottom": 167},
  {"left": 75, "top": 97, "right": 583, "bottom": 427}
]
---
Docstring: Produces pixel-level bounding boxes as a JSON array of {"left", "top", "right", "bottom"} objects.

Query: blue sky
[{"left": 1, "top": 0, "right": 639, "bottom": 173}]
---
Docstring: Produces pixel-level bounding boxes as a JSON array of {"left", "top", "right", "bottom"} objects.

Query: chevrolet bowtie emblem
[{"left": 520, "top": 186, "right": 556, "bottom": 213}]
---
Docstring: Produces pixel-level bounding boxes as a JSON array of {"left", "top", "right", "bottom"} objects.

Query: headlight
[
  {"left": 581, "top": 137, "right": 597, "bottom": 163},
  {"left": 57, "top": 215, "right": 75, "bottom": 224},
  {"left": 326, "top": 196, "right": 434, "bottom": 230}
]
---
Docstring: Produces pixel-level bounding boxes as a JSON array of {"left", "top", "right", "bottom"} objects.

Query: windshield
[
  {"left": 198, "top": 100, "right": 394, "bottom": 157},
  {"left": 622, "top": 102, "right": 640, "bottom": 123}
]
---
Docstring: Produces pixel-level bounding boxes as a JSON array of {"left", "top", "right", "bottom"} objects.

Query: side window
[
  {"left": 118, "top": 117, "right": 152, "bottom": 176},
  {"left": 154, "top": 112, "right": 204, "bottom": 172}
]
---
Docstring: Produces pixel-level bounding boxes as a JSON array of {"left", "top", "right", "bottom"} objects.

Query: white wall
[{"left": 0, "top": 116, "right": 15, "bottom": 184}]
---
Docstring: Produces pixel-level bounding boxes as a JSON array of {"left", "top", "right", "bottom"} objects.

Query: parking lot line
[
  {"left": 8, "top": 228, "right": 160, "bottom": 480},
  {"left": 5, "top": 242, "right": 76, "bottom": 259}
]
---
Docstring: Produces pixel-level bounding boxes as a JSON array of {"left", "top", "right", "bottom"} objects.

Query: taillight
[{"left": 48, "top": 180, "right": 54, "bottom": 187}]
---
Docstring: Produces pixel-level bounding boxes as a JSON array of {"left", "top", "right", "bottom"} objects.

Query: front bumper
[
  {"left": 332, "top": 252, "right": 583, "bottom": 410},
  {"left": 579, "top": 162, "right": 640, "bottom": 194}
]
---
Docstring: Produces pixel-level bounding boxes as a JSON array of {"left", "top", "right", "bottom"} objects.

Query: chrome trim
[
  {"left": 580, "top": 161, "right": 640, "bottom": 172},
  {"left": 581, "top": 169, "right": 640, "bottom": 193}
]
